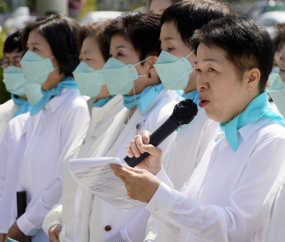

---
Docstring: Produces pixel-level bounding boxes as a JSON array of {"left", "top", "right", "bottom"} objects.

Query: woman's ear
[
  {"left": 148, "top": 56, "right": 158, "bottom": 68},
  {"left": 243, "top": 68, "right": 260, "bottom": 92}
]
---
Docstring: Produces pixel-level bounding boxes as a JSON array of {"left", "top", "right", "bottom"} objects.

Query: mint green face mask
[
  {"left": 3, "top": 66, "right": 26, "bottom": 96},
  {"left": 23, "top": 83, "right": 44, "bottom": 105},
  {"left": 73, "top": 62, "right": 105, "bottom": 98},
  {"left": 20, "top": 51, "right": 58, "bottom": 85},
  {"left": 268, "top": 73, "right": 285, "bottom": 118},
  {"left": 269, "top": 67, "right": 280, "bottom": 84},
  {"left": 101, "top": 57, "right": 151, "bottom": 95},
  {"left": 154, "top": 50, "right": 195, "bottom": 90}
]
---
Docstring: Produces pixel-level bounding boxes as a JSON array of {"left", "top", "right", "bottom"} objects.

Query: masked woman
[
  {"left": 72, "top": 13, "right": 177, "bottom": 242},
  {"left": 113, "top": 17, "right": 285, "bottom": 242},
  {"left": 6, "top": 14, "right": 89, "bottom": 242},
  {"left": 42, "top": 20, "right": 124, "bottom": 242},
  {"left": 145, "top": 1, "right": 235, "bottom": 241},
  {"left": 0, "top": 30, "right": 41, "bottom": 141}
]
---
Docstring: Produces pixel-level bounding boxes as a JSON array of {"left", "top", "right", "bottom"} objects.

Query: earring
[{"left": 148, "top": 73, "right": 152, "bottom": 78}]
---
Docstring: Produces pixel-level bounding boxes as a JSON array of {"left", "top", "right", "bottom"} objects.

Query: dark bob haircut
[
  {"left": 22, "top": 14, "right": 80, "bottom": 77},
  {"left": 161, "top": 0, "right": 236, "bottom": 47},
  {"left": 3, "top": 30, "right": 23, "bottom": 54},
  {"left": 103, "top": 12, "right": 161, "bottom": 62},
  {"left": 191, "top": 17, "right": 274, "bottom": 93},
  {"left": 149, "top": 0, "right": 183, "bottom": 7},
  {"left": 78, "top": 20, "right": 112, "bottom": 63}
]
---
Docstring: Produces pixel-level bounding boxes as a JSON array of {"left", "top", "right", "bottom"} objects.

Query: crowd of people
[{"left": 0, "top": 0, "right": 285, "bottom": 241}]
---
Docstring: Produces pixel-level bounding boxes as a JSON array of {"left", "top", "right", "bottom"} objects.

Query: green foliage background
[{"left": 0, "top": 29, "right": 10, "bottom": 105}]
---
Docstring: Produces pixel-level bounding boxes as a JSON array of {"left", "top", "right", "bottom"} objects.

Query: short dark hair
[
  {"left": 22, "top": 14, "right": 80, "bottom": 77},
  {"left": 78, "top": 20, "right": 112, "bottom": 62},
  {"left": 103, "top": 12, "right": 161, "bottom": 62},
  {"left": 149, "top": 0, "right": 183, "bottom": 8},
  {"left": 3, "top": 30, "right": 23, "bottom": 54},
  {"left": 161, "top": 0, "right": 236, "bottom": 47},
  {"left": 191, "top": 17, "right": 274, "bottom": 93}
]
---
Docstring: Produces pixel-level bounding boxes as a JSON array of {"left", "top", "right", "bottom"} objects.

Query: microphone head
[{"left": 172, "top": 99, "right": 198, "bottom": 125}]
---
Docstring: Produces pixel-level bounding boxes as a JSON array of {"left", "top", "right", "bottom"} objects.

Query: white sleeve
[
  {"left": 42, "top": 202, "right": 63, "bottom": 235},
  {"left": 120, "top": 167, "right": 173, "bottom": 242},
  {"left": 0, "top": 130, "right": 8, "bottom": 205},
  {"left": 17, "top": 106, "right": 90, "bottom": 236},
  {"left": 145, "top": 138, "right": 285, "bottom": 242}
]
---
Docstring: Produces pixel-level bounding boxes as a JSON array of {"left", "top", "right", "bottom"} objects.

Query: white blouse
[
  {"left": 146, "top": 118, "right": 285, "bottom": 242},
  {"left": 11, "top": 89, "right": 89, "bottom": 236},
  {"left": 0, "top": 112, "right": 29, "bottom": 233},
  {"left": 42, "top": 95, "right": 124, "bottom": 242},
  {"left": 0, "top": 99, "right": 19, "bottom": 142}
]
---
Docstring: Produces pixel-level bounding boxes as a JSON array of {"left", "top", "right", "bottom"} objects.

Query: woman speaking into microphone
[{"left": 111, "top": 17, "right": 285, "bottom": 242}]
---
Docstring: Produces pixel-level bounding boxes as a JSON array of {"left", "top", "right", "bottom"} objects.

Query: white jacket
[
  {"left": 262, "top": 157, "right": 285, "bottom": 242},
  {"left": 145, "top": 107, "right": 218, "bottom": 242},
  {"left": 73, "top": 89, "right": 177, "bottom": 242},
  {"left": 0, "top": 99, "right": 18, "bottom": 142},
  {"left": 42, "top": 95, "right": 124, "bottom": 241},
  {"left": 0, "top": 112, "right": 29, "bottom": 233}
]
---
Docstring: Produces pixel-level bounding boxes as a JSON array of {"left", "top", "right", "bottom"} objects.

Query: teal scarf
[
  {"left": 92, "top": 96, "right": 113, "bottom": 107},
  {"left": 123, "top": 83, "right": 164, "bottom": 113},
  {"left": 182, "top": 89, "right": 200, "bottom": 106},
  {"left": 30, "top": 76, "right": 78, "bottom": 116},
  {"left": 220, "top": 92, "right": 285, "bottom": 152},
  {"left": 11, "top": 94, "right": 33, "bottom": 118}
]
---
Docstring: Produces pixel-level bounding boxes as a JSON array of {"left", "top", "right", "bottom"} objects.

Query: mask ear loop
[
  {"left": 131, "top": 56, "right": 153, "bottom": 110},
  {"left": 185, "top": 49, "right": 195, "bottom": 58},
  {"left": 49, "top": 56, "right": 59, "bottom": 71}
]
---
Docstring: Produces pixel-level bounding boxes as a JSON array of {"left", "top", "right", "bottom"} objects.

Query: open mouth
[{"left": 199, "top": 97, "right": 210, "bottom": 108}]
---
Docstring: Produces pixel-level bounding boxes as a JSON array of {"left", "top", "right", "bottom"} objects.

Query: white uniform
[
  {"left": 11, "top": 89, "right": 89, "bottom": 237},
  {"left": 145, "top": 107, "right": 218, "bottom": 242},
  {"left": 73, "top": 89, "right": 177, "bottom": 242},
  {"left": 42, "top": 95, "right": 124, "bottom": 241},
  {"left": 0, "top": 99, "right": 18, "bottom": 142},
  {"left": 144, "top": 118, "right": 285, "bottom": 242},
  {"left": 262, "top": 161, "right": 285, "bottom": 242},
  {"left": 0, "top": 112, "right": 29, "bottom": 233}
]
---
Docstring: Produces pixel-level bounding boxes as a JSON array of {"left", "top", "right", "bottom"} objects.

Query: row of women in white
[{"left": 0, "top": 0, "right": 285, "bottom": 241}]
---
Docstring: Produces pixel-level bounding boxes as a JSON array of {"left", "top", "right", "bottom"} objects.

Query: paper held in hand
[{"left": 69, "top": 157, "right": 145, "bottom": 210}]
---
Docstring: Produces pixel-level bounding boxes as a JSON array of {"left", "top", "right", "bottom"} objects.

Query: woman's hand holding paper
[{"left": 110, "top": 130, "right": 164, "bottom": 203}]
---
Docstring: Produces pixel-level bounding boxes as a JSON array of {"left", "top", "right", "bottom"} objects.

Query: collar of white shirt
[{"left": 44, "top": 88, "right": 71, "bottom": 113}]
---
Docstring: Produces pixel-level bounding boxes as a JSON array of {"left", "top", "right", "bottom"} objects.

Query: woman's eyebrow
[{"left": 115, "top": 45, "right": 126, "bottom": 49}]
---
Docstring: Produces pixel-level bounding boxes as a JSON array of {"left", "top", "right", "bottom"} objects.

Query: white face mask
[{"left": 3, "top": 66, "right": 26, "bottom": 95}]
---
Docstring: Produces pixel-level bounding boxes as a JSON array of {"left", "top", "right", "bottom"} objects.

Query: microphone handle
[
  {"left": 17, "top": 191, "right": 27, "bottom": 219},
  {"left": 124, "top": 115, "right": 181, "bottom": 167}
]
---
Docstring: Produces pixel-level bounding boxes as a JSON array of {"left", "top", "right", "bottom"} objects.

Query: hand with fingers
[
  {"left": 109, "top": 130, "right": 164, "bottom": 203},
  {"left": 125, "top": 130, "right": 163, "bottom": 175},
  {"left": 49, "top": 225, "right": 62, "bottom": 242}
]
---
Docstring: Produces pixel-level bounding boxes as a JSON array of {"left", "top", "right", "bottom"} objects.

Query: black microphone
[
  {"left": 124, "top": 99, "right": 198, "bottom": 167},
  {"left": 16, "top": 191, "right": 27, "bottom": 219}
]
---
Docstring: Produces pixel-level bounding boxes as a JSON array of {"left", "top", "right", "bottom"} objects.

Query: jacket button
[{"left": 104, "top": 225, "right": 112, "bottom": 232}]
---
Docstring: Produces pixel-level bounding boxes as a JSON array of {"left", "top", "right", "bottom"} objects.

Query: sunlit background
[{"left": 0, "top": 0, "right": 285, "bottom": 104}]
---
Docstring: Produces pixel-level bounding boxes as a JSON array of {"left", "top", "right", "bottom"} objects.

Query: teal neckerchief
[
  {"left": 30, "top": 76, "right": 78, "bottom": 116},
  {"left": 123, "top": 83, "right": 164, "bottom": 113},
  {"left": 11, "top": 94, "right": 33, "bottom": 118},
  {"left": 220, "top": 92, "right": 285, "bottom": 152},
  {"left": 92, "top": 96, "right": 113, "bottom": 107},
  {"left": 182, "top": 89, "right": 200, "bottom": 106}
]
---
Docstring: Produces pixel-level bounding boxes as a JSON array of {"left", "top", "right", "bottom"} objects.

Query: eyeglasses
[{"left": 0, "top": 58, "right": 21, "bottom": 68}]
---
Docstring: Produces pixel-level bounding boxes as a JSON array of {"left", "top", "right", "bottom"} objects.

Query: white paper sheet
[{"left": 69, "top": 157, "right": 145, "bottom": 210}]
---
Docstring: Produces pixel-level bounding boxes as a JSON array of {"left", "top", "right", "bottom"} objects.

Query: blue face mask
[
  {"left": 269, "top": 67, "right": 280, "bottom": 84},
  {"left": 101, "top": 56, "right": 151, "bottom": 95},
  {"left": 20, "top": 51, "right": 58, "bottom": 85},
  {"left": 73, "top": 62, "right": 105, "bottom": 98},
  {"left": 23, "top": 83, "right": 44, "bottom": 105},
  {"left": 154, "top": 50, "right": 195, "bottom": 90},
  {"left": 3, "top": 66, "right": 27, "bottom": 96}
]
